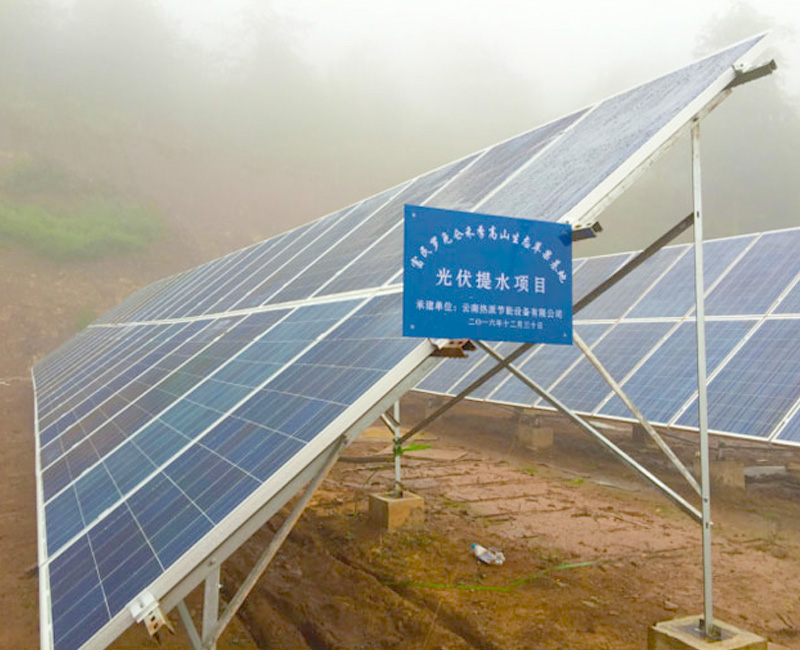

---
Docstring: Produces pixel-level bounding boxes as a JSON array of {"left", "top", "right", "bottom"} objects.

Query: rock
[{"left": 663, "top": 600, "right": 679, "bottom": 611}]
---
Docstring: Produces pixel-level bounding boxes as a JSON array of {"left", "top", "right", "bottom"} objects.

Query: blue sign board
[{"left": 403, "top": 205, "right": 572, "bottom": 344}]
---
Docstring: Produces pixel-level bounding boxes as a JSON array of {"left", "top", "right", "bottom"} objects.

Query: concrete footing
[
  {"left": 648, "top": 615, "right": 766, "bottom": 650},
  {"left": 368, "top": 491, "right": 425, "bottom": 531},
  {"left": 693, "top": 458, "right": 746, "bottom": 490},
  {"left": 515, "top": 412, "right": 554, "bottom": 450},
  {"left": 423, "top": 397, "right": 440, "bottom": 421},
  {"left": 632, "top": 423, "right": 656, "bottom": 447}
]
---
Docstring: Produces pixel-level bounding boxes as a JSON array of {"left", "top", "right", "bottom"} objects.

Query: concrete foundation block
[
  {"left": 632, "top": 423, "right": 656, "bottom": 447},
  {"left": 515, "top": 412, "right": 554, "bottom": 450},
  {"left": 694, "top": 458, "right": 746, "bottom": 490},
  {"left": 423, "top": 397, "right": 440, "bottom": 421},
  {"left": 368, "top": 491, "right": 425, "bottom": 531},
  {"left": 714, "top": 460, "right": 746, "bottom": 490},
  {"left": 648, "top": 615, "right": 766, "bottom": 650}
]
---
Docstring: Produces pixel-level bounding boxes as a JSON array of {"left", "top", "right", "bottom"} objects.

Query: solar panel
[
  {"left": 478, "top": 37, "right": 763, "bottom": 225},
  {"left": 39, "top": 293, "right": 433, "bottom": 650},
  {"left": 773, "top": 403, "right": 800, "bottom": 444},
  {"left": 546, "top": 321, "right": 675, "bottom": 413},
  {"left": 277, "top": 158, "right": 480, "bottom": 300},
  {"left": 489, "top": 323, "right": 612, "bottom": 406},
  {"left": 183, "top": 234, "right": 293, "bottom": 316},
  {"left": 243, "top": 196, "right": 401, "bottom": 308},
  {"left": 449, "top": 341, "right": 523, "bottom": 398},
  {"left": 32, "top": 36, "right": 769, "bottom": 650},
  {"left": 415, "top": 353, "right": 480, "bottom": 395},
  {"left": 42, "top": 321, "right": 230, "bottom": 444},
  {"left": 705, "top": 229, "right": 800, "bottom": 316},
  {"left": 572, "top": 252, "right": 633, "bottom": 303},
  {"left": 206, "top": 221, "right": 323, "bottom": 315},
  {"left": 598, "top": 319, "right": 756, "bottom": 424},
  {"left": 95, "top": 275, "right": 176, "bottom": 325},
  {"left": 429, "top": 109, "right": 590, "bottom": 212},
  {"left": 136, "top": 248, "right": 254, "bottom": 321},
  {"left": 575, "top": 245, "right": 688, "bottom": 320},
  {"left": 674, "top": 319, "right": 800, "bottom": 438},
  {"left": 165, "top": 245, "right": 276, "bottom": 318},
  {"left": 417, "top": 227, "right": 800, "bottom": 448},
  {"left": 139, "top": 220, "right": 321, "bottom": 321},
  {"left": 627, "top": 234, "right": 755, "bottom": 318}
]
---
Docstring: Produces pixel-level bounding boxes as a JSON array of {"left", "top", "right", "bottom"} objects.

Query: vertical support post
[
  {"left": 382, "top": 403, "right": 403, "bottom": 497},
  {"left": 202, "top": 564, "right": 220, "bottom": 650},
  {"left": 392, "top": 402, "right": 402, "bottom": 498},
  {"left": 692, "top": 121, "right": 717, "bottom": 640}
]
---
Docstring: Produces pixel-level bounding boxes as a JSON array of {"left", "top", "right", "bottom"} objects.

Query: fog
[{"left": 0, "top": 0, "right": 798, "bottom": 257}]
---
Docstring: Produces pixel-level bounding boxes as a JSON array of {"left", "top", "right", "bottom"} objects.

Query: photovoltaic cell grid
[
  {"left": 415, "top": 226, "right": 800, "bottom": 447},
  {"left": 38, "top": 294, "right": 429, "bottom": 650},
  {"left": 79, "top": 35, "right": 762, "bottom": 327},
  {"left": 489, "top": 322, "right": 614, "bottom": 406},
  {"left": 31, "top": 36, "right": 769, "bottom": 650}
]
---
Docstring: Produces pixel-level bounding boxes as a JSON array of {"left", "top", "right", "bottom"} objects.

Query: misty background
[{"left": 0, "top": 0, "right": 798, "bottom": 265}]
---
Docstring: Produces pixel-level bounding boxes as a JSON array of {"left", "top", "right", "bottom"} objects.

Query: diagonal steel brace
[
  {"left": 572, "top": 331, "right": 701, "bottom": 495},
  {"left": 400, "top": 212, "right": 696, "bottom": 447},
  {"left": 477, "top": 341, "right": 701, "bottom": 522}
]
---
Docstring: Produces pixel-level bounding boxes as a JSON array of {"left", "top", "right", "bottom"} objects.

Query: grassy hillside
[{"left": 0, "top": 154, "right": 164, "bottom": 262}]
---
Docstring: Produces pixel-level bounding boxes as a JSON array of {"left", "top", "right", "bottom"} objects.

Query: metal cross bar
[
  {"left": 202, "top": 565, "right": 220, "bottom": 650},
  {"left": 177, "top": 601, "right": 202, "bottom": 650},
  {"left": 202, "top": 438, "right": 346, "bottom": 650},
  {"left": 573, "top": 212, "right": 694, "bottom": 313},
  {"left": 572, "top": 331, "right": 701, "bottom": 495},
  {"left": 726, "top": 59, "right": 777, "bottom": 89},
  {"left": 400, "top": 212, "right": 696, "bottom": 448},
  {"left": 476, "top": 341, "right": 702, "bottom": 522},
  {"left": 399, "top": 343, "right": 532, "bottom": 445}
]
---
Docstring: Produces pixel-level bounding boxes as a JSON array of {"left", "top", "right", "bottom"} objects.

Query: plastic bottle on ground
[{"left": 471, "top": 542, "right": 505, "bottom": 565}]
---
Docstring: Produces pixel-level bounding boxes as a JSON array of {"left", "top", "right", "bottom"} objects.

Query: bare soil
[{"left": 214, "top": 398, "right": 800, "bottom": 650}]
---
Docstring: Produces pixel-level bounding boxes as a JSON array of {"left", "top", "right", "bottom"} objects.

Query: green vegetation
[
  {"left": 0, "top": 197, "right": 163, "bottom": 262},
  {"left": 0, "top": 155, "right": 163, "bottom": 262},
  {"left": 398, "top": 443, "right": 431, "bottom": 455}
]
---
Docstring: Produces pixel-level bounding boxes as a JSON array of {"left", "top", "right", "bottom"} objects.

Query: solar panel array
[
  {"left": 416, "top": 227, "right": 800, "bottom": 448},
  {"left": 31, "top": 36, "right": 767, "bottom": 650}
]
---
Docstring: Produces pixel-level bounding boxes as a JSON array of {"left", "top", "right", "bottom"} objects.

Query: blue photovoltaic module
[{"left": 32, "top": 35, "right": 770, "bottom": 650}]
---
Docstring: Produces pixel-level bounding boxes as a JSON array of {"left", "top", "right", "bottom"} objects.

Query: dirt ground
[
  {"left": 4, "top": 376, "right": 800, "bottom": 649},
  {"left": 212, "top": 397, "right": 800, "bottom": 650}
]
